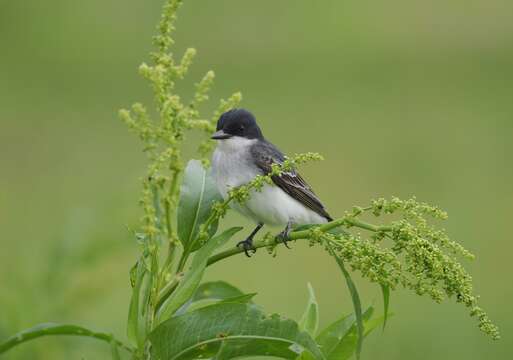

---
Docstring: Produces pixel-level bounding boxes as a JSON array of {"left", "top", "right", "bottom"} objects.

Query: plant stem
[
  {"left": 206, "top": 217, "right": 392, "bottom": 266},
  {"left": 176, "top": 251, "right": 188, "bottom": 273},
  {"left": 165, "top": 171, "right": 178, "bottom": 236},
  {"left": 345, "top": 218, "right": 393, "bottom": 233},
  {"left": 162, "top": 169, "right": 181, "bottom": 271},
  {"left": 155, "top": 273, "right": 182, "bottom": 312}
]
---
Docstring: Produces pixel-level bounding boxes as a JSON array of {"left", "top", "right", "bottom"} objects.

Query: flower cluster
[
  {"left": 119, "top": 0, "right": 241, "bottom": 333},
  {"left": 120, "top": 0, "right": 241, "bottom": 243},
  {"left": 306, "top": 197, "right": 500, "bottom": 340}
]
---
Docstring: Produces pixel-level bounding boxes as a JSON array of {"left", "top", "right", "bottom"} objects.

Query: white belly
[
  {"left": 242, "top": 184, "right": 327, "bottom": 226},
  {"left": 211, "top": 139, "right": 327, "bottom": 227}
]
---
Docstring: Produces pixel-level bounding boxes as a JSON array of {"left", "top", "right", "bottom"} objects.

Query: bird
[{"left": 211, "top": 108, "right": 333, "bottom": 256}]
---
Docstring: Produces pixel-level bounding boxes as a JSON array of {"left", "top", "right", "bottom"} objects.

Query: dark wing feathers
[{"left": 251, "top": 140, "right": 333, "bottom": 221}]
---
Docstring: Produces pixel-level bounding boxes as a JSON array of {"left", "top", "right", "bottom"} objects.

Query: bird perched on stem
[{"left": 211, "top": 109, "right": 332, "bottom": 256}]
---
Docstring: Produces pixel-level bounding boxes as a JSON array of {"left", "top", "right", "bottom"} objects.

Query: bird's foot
[
  {"left": 237, "top": 238, "right": 257, "bottom": 257},
  {"left": 277, "top": 222, "right": 293, "bottom": 249}
]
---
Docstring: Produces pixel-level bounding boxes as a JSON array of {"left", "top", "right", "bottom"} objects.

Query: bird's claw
[
  {"left": 277, "top": 224, "right": 292, "bottom": 249},
  {"left": 237, "top": 238, "right": 257, "bottom": 257}
]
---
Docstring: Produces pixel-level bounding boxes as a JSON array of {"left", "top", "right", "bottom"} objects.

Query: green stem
[
  {"left": 162, "top": 169, "right": 181, "bottom": 271},
  {"left": 155, "top": 274, "right": 182, "bottom": 313},
  {"left": 176, "top": 250, "right": 188, "bottom": 273},
  {"left": 206, "top": 217, "right": 392, "bottom": 266},
  {"left": 160, "top": 231, "right": 180, "bottom": 284},
  {"left": 156, "top": 169, "right": 182, "bottom": 315},
  {"left": 345, "top": 218, "right": 392, "bottom": 233},
  {"left": 0, "top": 324, "right": 134, "bottom": 355}
]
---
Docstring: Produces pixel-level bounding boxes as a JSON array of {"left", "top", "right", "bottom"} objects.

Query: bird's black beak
[{"left": 211, "top": 130, "right": 232, "bottom": 140}]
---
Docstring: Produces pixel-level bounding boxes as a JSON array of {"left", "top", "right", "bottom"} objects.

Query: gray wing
[{"left": 251, "top": 140, "right": 333, "bottom": 221}]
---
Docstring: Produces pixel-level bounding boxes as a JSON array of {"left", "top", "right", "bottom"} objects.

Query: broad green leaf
[
  {"left": 177, "top": 280, "right": 247, "bottom": 314},
  {"left": 0, "top": 323, "right": 132, "bottom": 355},
  {"left": 332, "top": 255, "right": 364, "bottom": 360},
  {"left": 316, "top": 307, "right": 374, "bottom": 360},
  {"left": 183, "top": 298, "right": 219, "bottom": 313},
  {"left": 127, "top": 259, "right": 146, "bottom": 347},
  {"left": 192, "top": 281, "right": 245, "bottom": 302},
  {"left": 150, "top": 302, "right": 325, "bottom": 360},
  {"left": 177, "top": 160, "right": 222, "bottom": 252},
  {"left": 185, "top": 293, "right": 256, "bottom": 313},
  {"left": 156, "top": 227, "right": 242, "bottom": 323},
  {"left": 298, "top": 282, "right": 319, "bottom": 336},
  {"left": 380, "top": 284, "right": 390, "bottom": 330},
  {"left": 217, "top": 293, "right": 257, "bottom": 304}
]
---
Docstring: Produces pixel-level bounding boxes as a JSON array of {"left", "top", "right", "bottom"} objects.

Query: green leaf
[
  {"left": 331, "top": 254, "right": 364, "bottom": 360},
  {"left": 185, "top": 293, "right": 256, "bottom": 313},
  {"left": 177, "top": 160, "right": 222, "bottom": 252},
  {"left": 156, "top": 227, "right": 242, "bottom": 323},
  {"left": 316, "top": 313, "right": 355, "bottom": 358},
  {"left": 0, "top": 323, "right": 132, "bottom": 355},
  {"left": 110, "top": 339, "right": 121, "bottom": 360},
  {"left": 298, "top": 282, "right": 319, "bottom": 336},
  {"left": 180, "top": 280, "right": 247, "bottom": 314},
  {"left": 149, "top": 302, "right": 325, "bottom": 360},
  {"left": 380, "top": 284, "right": 390, "bottom": 330},
  {"left": 336, "top": 313, "right": 387, "bottom": 360},
  {"left": 192, "top": 281, "right": 245, "bottom": 302},
  {"left": 127, "top": 259, "right": 146, "bottom": 347},
  {"left": 218, "top": 293, "right": 256, "bottom": 303},
  {"left": 316, "top": 307, "right": 376, "bottom": 360},
  {"left": 363, "top": 314, "right": 388, "bottom": 337},
  {"left": 182, "top": 298, "right": 219, "bottom": 313}
]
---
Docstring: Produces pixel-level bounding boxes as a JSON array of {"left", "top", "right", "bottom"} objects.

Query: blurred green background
[{"left": 1, "top": 0, "right": 512, "bottom": 358}]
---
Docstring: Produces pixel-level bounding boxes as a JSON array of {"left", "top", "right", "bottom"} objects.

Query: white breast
[
  {"left": 211, "top": 137, "right": 327, "bottom": 227},
  {"left": 212, "top": 137, "right": 259, "bottom": 198}
]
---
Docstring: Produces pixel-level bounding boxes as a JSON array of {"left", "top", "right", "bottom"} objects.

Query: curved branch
[
  {"left": 206, "top": 217, "right": 392, "bottom": 266},
  {"left": 0, "top": 323, "right": 134, "bottom": 355}
]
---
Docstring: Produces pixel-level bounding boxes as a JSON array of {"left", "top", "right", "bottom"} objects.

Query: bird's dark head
[{"left": 211, "top": 108, "right": 263, "bottom": 140}]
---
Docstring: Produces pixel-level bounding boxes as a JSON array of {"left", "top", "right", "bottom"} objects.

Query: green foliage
[
  {"left": 329, "top": 249, "right": 364, "bottom": 360},
  {"left": 177, "top": 159, "right": 222, "bottom": 253},
  {"left": 127, "top": 259, "right": 147, "bottom": 348},
  {"left": 191, "top": 281, "right": 246, "bottom": 302},
  {"left": 299, "top": 283, "right": 320, "bottom": 337},
  {"left": 380, "top": 284, "right": 390, "bottom": 330},
  {"left": 156, "top": 227, "right": 242, "bottom": 323},
  {"left": 0, "top": 0, "right": 500, "bottom": 359},
  {"left": 316, "top": 307, "right": 384, "bottom": 360},
  {"left": 0, "top": 323, "right": 132, "bottom": 355},
  {"left": 180, "top": 281, "right": 253, "bottom": 314},
  {"left": 149, "top": 302, "right": 325, "bottom": 360}
]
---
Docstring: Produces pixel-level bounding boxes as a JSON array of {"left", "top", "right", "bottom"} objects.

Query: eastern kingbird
[{"left": 211, "top": 109, "right": 332, "bottom": 256}]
